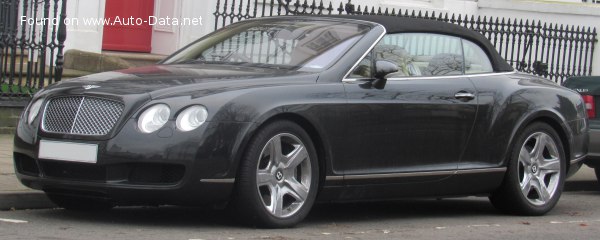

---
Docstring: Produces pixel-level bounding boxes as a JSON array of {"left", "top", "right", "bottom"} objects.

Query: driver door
[{"left": 341, "top": 33, "right": 478, "bottom": 184}]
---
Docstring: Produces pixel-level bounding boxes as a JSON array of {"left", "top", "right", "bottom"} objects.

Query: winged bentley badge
[{"left": 82, "top": 85, "right": 100, "bottom": 90}]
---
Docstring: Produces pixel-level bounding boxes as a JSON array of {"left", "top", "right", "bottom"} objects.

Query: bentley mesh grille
[{"left": 42, "top": 96, "right": 124, "bottom": 136}]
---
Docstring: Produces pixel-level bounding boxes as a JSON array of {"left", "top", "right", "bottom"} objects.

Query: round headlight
[
  {"left": 176, "top": 105, "right": 208, "bottom": 132},
  {"left": 137, "top": 104, "right": 171, "bottom": 133},
  {"left": 27, "top": 99, "right": 44, "bottom": 124}
]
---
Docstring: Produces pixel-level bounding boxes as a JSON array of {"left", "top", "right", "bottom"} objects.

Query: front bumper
[{"left": 13, "top": 120, "right": 253, "bottom": 206}]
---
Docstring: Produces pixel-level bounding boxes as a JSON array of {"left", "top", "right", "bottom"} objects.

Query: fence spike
[
  {"left": 317, "top": 0, "right": 324, "bottom": 14},
  {"left": 518, "top": 19, "right": 523, "bottom": 28},
  {"left": 326, "top": 2, "right": 333, "bottom": 14}
]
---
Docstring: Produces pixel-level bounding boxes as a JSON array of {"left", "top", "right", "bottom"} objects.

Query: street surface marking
[
  {"left": 467, "top": 224, "right": 501, "bottom": 227},
  {"left": 0, "top": 218, "right": 28, "bottom": 223}
]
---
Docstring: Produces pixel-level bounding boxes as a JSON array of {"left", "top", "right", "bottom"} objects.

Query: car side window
[
  {"left": 462, "top": 39, "right": 494, "bottom": 74},
  {"left": 376, "top": 33, "right": 463, "bottom": 77},
  {"left": 347, "top": 33, "right": 497, "bottom": 79},
  {"left": 348, "top": 52, "right": 373, "bottom": 78}
]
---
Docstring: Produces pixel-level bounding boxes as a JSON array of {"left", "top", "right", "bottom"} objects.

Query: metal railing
[
  {"left": 214, "top": 0, "right": 598, "bottom": 83},
  {"left": 0, "top": 0, "right": 67, "bottom": 99}
]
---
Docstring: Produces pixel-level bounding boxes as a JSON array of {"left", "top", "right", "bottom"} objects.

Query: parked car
[
  {"left": 563, "top": 76, "right": 600, "bottom": 183},
  {"left": 14, "top": 15, "right": 588, "bottom": 228}
]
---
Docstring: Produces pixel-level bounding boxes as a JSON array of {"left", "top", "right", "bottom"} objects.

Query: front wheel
[
  {"left": 234, "top": 120, "right": 319, "bottom": 228},
  {"left": 490, "top": 122, "right": 566, "bottom": 215}
]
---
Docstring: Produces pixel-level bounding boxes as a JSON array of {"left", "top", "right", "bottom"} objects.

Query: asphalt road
[{"left": 1, "top": 191, "right": 599, "bottom": 240}]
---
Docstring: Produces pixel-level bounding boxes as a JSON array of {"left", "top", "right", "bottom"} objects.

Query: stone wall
[{"left": 0, "top": 107, "right": 23, "bottom": 134}]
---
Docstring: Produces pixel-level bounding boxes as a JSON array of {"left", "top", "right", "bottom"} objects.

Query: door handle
[{"left": 454, "top": 91, "right": 475, "bottom": 101}]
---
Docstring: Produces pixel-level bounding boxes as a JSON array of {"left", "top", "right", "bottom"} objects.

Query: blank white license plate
[{"left": 38, "top": 140, "right": 98, "bottom": 163}]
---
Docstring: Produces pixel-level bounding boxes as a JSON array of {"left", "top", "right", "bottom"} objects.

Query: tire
[
  {"left": 490, "top": 122, "right": 566, "bottom": 215},
  {"left": 234, "top": 120, "right": 319, "bottom": 228},
  {"left": 47, "top": 193, "right": 114, "bottom": 211}
]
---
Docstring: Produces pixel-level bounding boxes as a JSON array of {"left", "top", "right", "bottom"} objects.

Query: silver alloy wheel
[
  {"left": 256, "top": 133, "right": 312, "bottom": 218},
  {"left": 518, "top": 132, "right": 561, "bottom": 206}
]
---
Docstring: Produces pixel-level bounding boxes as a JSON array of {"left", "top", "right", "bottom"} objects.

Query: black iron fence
[
  {"left": 0, "top": 0, "right": 67, "bottom": 99},
  {"left": 214, "top": 0, "right": 598, "bottom": 83},
  {"left": 1, "top": 0, "right": 596, "bottom": 100}
]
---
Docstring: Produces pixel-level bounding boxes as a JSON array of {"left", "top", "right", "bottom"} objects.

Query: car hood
[{"left": 41, "top": 64, "right": 319, "bottom": 99}]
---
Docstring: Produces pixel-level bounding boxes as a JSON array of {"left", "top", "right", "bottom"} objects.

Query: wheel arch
[
  {"left": 230, "top": 112, "right": 330, "bottom": 190},
  {"left": 507, "top": 109, "right": 572, "bottom": 172}
]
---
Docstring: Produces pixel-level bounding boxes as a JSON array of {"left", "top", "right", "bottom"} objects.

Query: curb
[
  {"left": 0, "top": 191, "right": 56, "bottom": 210},
  {"left": 0, "top": 181, "right": 597, "bottom": 211}
]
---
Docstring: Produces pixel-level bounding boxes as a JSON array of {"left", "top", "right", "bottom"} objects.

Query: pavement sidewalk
[
  {"left": 0, "top": 134, "right": 598, "bottom": 211},
  {"left": 0, "top": 134, "right": 56, "bottom": 210}
]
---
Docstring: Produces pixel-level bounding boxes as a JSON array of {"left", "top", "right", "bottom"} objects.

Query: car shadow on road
[
  {"left": 307, "top": 197, "right": 500, "bottom": 224},
  {"left": 30, "top": 196, "right": 503, "bottom": 228}
]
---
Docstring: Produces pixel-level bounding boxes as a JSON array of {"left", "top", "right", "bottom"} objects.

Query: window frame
[{"left": 344, "top": 32, "right": 498, "bottom": 81}]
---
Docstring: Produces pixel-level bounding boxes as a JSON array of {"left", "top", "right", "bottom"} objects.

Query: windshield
[{"left": 162, "top": 19, "right": 372, "bottom": 72}]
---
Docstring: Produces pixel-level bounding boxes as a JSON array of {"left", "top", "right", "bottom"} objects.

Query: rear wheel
[
  {"left": 47, "top": 194, "right": 114, "bottom": 211},
  {"left": 234, "top": 120, "right": 319, "bottom": 228},
  {"left": 490, "top": 122, "right": 565, "bottom": 215}
]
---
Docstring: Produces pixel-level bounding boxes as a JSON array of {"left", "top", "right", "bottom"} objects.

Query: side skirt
[{"left": 318, "top": 168, "right": 506, "bottom": 202}]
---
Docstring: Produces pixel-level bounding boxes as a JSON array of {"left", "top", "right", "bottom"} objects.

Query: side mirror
[{"left": 372, "top": 60, "right": 399, "bottom": 89}]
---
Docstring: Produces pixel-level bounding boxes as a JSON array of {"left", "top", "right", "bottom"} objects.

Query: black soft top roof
[{"left": 304, "top": 15, "right": 514, "bottom": 72}]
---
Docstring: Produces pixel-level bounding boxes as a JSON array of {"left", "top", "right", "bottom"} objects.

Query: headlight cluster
[
  {"left": 176, "top": 105, "right": 209, "bottom": 132},
  {"left": 27, "top": 99, "right": 44, "bottom": 124},
  {"left": 137, "top": 104, "right": 208, "bottom": 133}
]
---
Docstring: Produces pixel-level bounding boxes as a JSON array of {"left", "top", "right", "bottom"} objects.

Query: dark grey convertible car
[{"left": 14, "top": 15, "right": 588, "bottom": 227}]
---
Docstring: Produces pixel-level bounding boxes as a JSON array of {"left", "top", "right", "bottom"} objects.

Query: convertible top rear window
[{"left": 163, "top": 19, "right": 371, "bottom": 71}]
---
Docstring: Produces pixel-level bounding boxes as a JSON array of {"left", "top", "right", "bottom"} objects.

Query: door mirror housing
[{"left": 372, "top": 60, "right": 399, "bottom": 89}]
